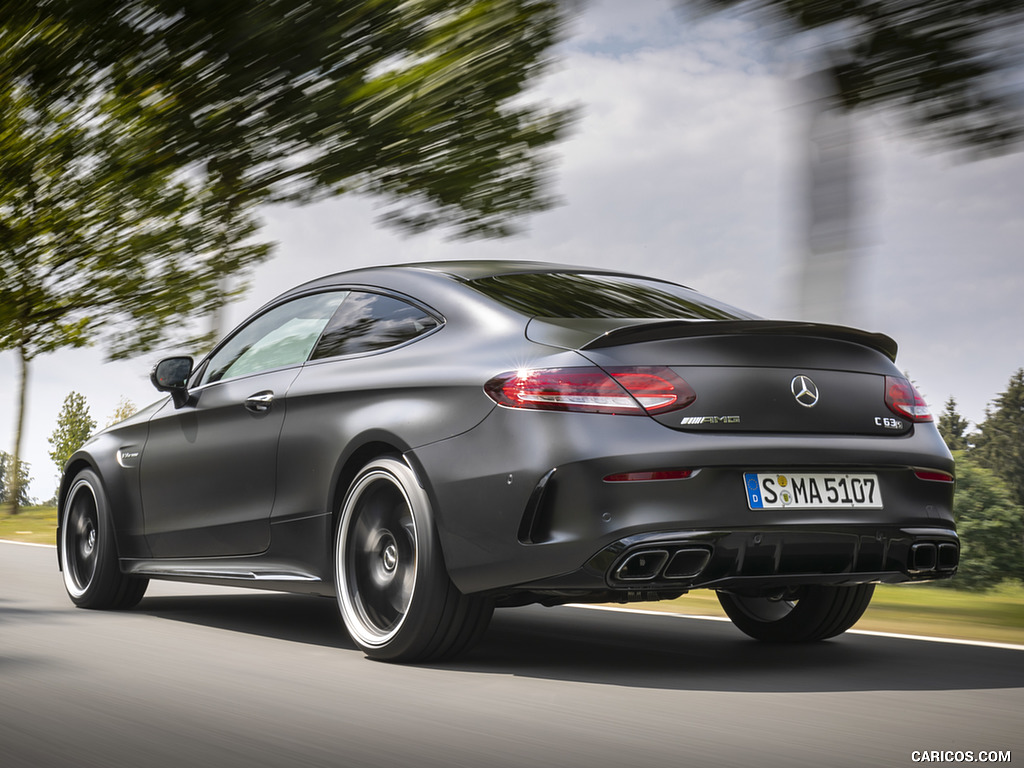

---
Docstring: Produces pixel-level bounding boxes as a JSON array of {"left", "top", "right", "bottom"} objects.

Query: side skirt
[{"left": 120, "top": 511, "right": 335, "bottom": 596}]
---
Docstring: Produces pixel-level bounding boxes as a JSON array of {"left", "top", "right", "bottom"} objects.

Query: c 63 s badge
[
  {"left": 875, "top": 416, "right": 905, "bottom": 429},
  {"left": 681, "top": 415, "right": 741, "bottom": 425}
]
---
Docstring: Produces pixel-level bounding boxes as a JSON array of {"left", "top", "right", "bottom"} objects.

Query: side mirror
[{"left": 151, "top": 357, "right": 194, "bottom": 408}]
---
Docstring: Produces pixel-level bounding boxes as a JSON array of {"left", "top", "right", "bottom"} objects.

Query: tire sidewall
[
  {"left": 718, "top": 584, "right": 874, "bottom": 642},
  {"left": 334, "top": 457, "right": 448, "bottom": 660},
  {"left": 60, "top": 468, "right": 117, "bottom": 606}
]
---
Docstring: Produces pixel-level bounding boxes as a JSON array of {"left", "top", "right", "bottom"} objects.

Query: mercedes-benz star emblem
[{"left": 791, "top": 375, "right": 819, "bottom": 408}]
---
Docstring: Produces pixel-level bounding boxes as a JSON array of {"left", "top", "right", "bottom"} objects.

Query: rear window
[
  {"left": 466, "top": 272, "right": 757, "bottom": 320},
  {"left": 310, "top": 291, "right": 439, "bottom": 359}
]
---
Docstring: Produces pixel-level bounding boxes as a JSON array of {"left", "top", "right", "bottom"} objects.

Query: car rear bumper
[
  {"left": 516, "top": 525, "right": 959, "bottom": 598},
  {"left": 411, "top": 407, "right": 956, "bottom": 596}
]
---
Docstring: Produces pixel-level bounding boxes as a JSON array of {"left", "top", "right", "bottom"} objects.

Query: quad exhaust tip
[
  {"left": 910, "top": 543, "right": 936, "bottom": 573},
  {"left": 909, "top": 541, "right": 959, "bottom": 574},
  {"left": 614, "top": 547, "right": 711, "bottom": 582},
  {"left": 937, "top": 542, "right": 959, "bottom": 571}
]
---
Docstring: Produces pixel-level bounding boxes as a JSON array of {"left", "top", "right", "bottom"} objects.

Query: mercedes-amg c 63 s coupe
[{"left": 57, "top": 261, "right": 958, "bottom": 661}]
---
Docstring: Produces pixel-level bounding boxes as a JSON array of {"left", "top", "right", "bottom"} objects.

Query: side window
[
  {"left": 200, "top": 292, "right": 347, "bottom": 386},
  {"left": 310, "top": 291, "right": 439, "bottom": 360}
]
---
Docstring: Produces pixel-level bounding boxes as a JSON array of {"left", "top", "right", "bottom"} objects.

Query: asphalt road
[{"left": 2, "top": 540, "right": 1021, "bottom": 768}]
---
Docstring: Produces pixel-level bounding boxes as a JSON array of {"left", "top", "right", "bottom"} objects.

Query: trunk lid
[{"left": 527, "top": 318, "right": 911, "bottom": 437}]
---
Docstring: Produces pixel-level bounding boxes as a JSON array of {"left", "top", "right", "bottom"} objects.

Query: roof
[{"left": 391, "top": 260, "right": 640, "bottom": 281}]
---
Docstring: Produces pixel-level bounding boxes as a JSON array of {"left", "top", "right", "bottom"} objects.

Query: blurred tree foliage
[
  {"left": 0, "top": 0, "right": 572, "bottom": 512},
  {"left": 107, "top": 397, "right": 139, "bottom": 427},
  {"left": 937, "top": 396, "right": 971, "bottom": 451},
  {"left": 47, "top": 392, "right": 97, "bottom": 475},
  {"left": 685, "top": 0, "right": 1024, "bottom": 323},
  {"left": 692, "top": 0, "right": 1024, "bottom": 153},
  {"left": 971, "top": 369, "right": 1024, "bottom": 509},
  {"left": 937, "top": 373, "right": 1024, "bottom": 591},
  {"left": 106, "top": 0, "right": 573, "bottom": 237},
  {"left": 945, "top": 454, "right": 1024, "bottom": 591},
  {"left": 0, "top": 452, "right": 33, "bottom": 507}
]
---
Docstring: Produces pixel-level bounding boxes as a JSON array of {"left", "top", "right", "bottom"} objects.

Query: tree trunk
[
  {"left": 796, "top": 67, "right": 860, "bottom": 326},
  {"left": 9, "top": 343, "right": 30, "bottom": 515}
]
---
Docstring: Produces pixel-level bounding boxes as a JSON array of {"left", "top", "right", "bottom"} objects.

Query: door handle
[{"left": 244, "top": 391, "right": 275, "bottom": 413}]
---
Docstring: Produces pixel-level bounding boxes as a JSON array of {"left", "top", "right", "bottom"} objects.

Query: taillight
[
  {"left": 885, "top": 376, "right": 933, "bottom": 422},
  {"left": 914, "top": 470, "right": 954, "bottom": 483},
  {"left": 604, "top": 469, "right": 696, "bottom": 482},
  {"left": 484, "top": 366, "right": 696, "bottom": 415}
]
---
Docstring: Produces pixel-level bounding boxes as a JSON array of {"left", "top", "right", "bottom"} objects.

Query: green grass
[
  {"left": 0, "top": 504, "right": 57, "bottom": 545},
  {"left": 635, "top": 583, "right": 1024, "bottom": 646},
  {"left": 4, "top": 504, "right": 1023, "bottom": 645}
]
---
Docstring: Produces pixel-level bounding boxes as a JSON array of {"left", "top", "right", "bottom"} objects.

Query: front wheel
[
  {"left": 60, "top": 469, "right": 148, "bottom": 609},
  {"left": 717, "top": 584, "right": 874, "bottom": 642},
  {"left": 335, "top": 457, "right": 493, "bottom": 662}
]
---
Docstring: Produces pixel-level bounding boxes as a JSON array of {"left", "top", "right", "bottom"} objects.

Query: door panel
[
  {"left": 140, "top": 369, "right": 299, "bottom": 558},
  {"left": 139, "top": 291, "right": 346, "bottom": 557}
]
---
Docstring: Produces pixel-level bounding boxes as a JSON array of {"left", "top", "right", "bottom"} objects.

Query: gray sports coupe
[{"left": 57, "top": 261, "right": 957, "bottom": 661}]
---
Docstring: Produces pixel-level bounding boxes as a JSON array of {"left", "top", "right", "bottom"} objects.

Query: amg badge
[{"left": 680, "top": 415, "right": 741, "bottom": 425}]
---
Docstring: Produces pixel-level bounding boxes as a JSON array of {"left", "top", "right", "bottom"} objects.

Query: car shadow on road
[
  {"left": 137, "top": 592, "right": 357, "bottom": 651},
  {"left": 454, "top": 604, "right": 1024, "bottom": 693},
  {"left": 135, "top": 593, "right": 1024, "bottom": 693}
]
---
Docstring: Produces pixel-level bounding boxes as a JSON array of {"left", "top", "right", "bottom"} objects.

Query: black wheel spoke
[
  {"left": 336, "top": 458, "right": 491, "bottom": 662},
  {"left": 342, "top": 470, "right": 417, "bottom": 638},
  {"left": 65, "top": 491, "right": 99, "bottom": 592},
  {"left": 718, "top": 585, "right": 874, "bottom": 642},
  {"left": 60, "top": 471, "right": 149, "bottom": 610}
]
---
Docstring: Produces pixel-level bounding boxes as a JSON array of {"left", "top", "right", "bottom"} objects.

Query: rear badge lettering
[
  {"left": 875, "top": 416, "right": 905, "bottom": 429},
  {"left": 116, "top": 447, "right": 142, "bottom": 468},
  {"left": 681, "top": 415, "right": 741, "bottom": 425}
]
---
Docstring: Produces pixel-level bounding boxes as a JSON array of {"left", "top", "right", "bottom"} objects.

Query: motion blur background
[{"left": 2, "top": 0, "right": 1023, "bottom": 500}]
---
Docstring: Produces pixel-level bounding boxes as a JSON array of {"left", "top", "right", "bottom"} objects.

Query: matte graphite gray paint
[{"left": 56, "top": 261, "right": 957, "bottom": 660}]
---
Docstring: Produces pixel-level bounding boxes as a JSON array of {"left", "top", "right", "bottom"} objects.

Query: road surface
[{"left": 2, "top": 541, "right": 1020, "bottom": 768}]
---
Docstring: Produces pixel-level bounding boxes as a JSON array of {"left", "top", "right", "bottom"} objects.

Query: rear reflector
[
  {"left": 484, "top": 366, "right": 696, "bottom": 415},
  {"left": 914, "top": 470, "right": 954, "bottom": 483},
  {"left": 885, "top": 377, "right": 933, "bottom": 422},
  {"left": 604, "top": 470, "right": 696, "bottom": 482}
]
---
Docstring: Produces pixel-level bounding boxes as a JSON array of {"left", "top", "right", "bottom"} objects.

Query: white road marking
[
  {"left": 1, "top": 539, "right": 56, "bottom": 548},
  {"left": 569, "top": 603, "right": 1024, "bottom": 652},
  {"left": 5, "top": 540, "right": 1020, "bottom": 652}
]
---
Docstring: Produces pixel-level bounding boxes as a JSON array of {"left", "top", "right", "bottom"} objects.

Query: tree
[
  {"left": 107, "top": 397, "right": 138, "bottom": 428},
  {"left": 685, "top": 0, "right": 1024, "bottom": 322},
  {"left": 937, "top": 396, "right": 971, "bottom": 451},
  {"left": 971, "top": 368, "right": 1024, "bottom": 508},
  {"left": 48, "top": 393, "right": 97, "bottom": 475},
  {"left": 947, "top": 455, "right": 1024, "bottom": 590},
  {"left": 0, "top": 4, "right": 255, "bottom": 514},
  {"left": 128, "top": 0, "right": 574, "bottom": 238},
  {"left": 1, "top": 1, "right": 573, "bottom": 513},
  {"left": 0, "top": 451, "right": 32, "bottom": 508}
]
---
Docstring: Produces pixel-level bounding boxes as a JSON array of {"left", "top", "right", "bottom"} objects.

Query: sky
[{"left": 3, "top": 0, "right": 1023, "bottom": 500}]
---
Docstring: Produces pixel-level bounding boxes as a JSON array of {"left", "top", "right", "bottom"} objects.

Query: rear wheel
[
  {"left": 335, "top": 457, "right": 493, "bottom": 662},
  {"left": 717, "top": 584, "right": 874, "bottom": 642},
  {"left": 60, "top": 469, "right": 148, "bottom": 609}
]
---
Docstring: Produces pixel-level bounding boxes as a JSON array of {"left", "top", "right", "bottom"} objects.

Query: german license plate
[{"left": 744, "top": 472, "right": 882, "bottom": 510}]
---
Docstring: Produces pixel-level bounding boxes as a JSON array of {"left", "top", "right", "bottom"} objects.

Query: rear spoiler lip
[{"left": 578, "top": 319, "right": 898, "bottom": 361}]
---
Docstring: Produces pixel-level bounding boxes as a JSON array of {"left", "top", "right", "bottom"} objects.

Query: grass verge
[
  {"left": 5, "top": 505, "right": 1023, "bottom": 646},
  {"left": 633, "top": 582, "right": 1024, "bottom": 646},
  {"left": 0, "top": 505, "right": 57, "bottom": 545}
]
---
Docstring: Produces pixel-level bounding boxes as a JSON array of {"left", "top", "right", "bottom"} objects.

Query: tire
[
  {"left": 334, "top": 457, "right": 493, "bottom": 662},
  {"left": 717, "top": 584, "right": 874, "bottom": 642},
  {"left": 60, "top": 469, "right": 149, "bottom": 610}
]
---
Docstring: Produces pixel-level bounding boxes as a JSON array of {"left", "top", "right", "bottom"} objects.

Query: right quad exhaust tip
[{"left": 909, "top": 541, "right": 959, "bottom": 574}]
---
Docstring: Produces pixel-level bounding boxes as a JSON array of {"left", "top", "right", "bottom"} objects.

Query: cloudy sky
[{"left": 3, "top": 0, "right": 1023, "bottom": 499}]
